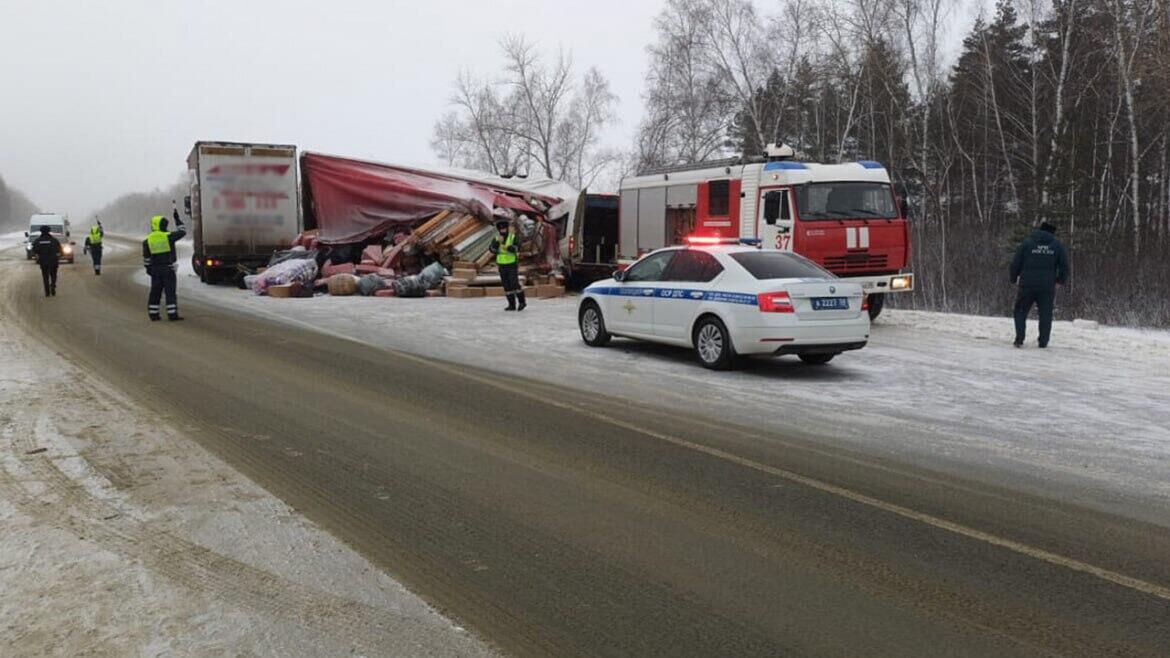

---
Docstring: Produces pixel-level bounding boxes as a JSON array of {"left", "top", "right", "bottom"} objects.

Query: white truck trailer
[{"left": 185, "top": 141, "right": 301, "bottom": 284}]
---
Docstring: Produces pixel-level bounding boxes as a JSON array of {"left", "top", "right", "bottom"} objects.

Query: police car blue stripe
[
  {"left": 588, "top": 287, "right": 758, "bottom": 306},
  {"left": 857, "top": 160, "right": 884, "bottom": 169}
]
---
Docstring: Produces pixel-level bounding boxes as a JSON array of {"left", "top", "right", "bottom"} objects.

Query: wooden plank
[
  {"left": 448, "top": 286, "right": 485, "bottom": 298},
  {"left": 412, "top": 209, "right": 452, "bottom": 238}
]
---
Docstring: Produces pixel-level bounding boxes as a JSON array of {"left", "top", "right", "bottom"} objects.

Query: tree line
[
  {"left": 0, "top": 173, "right": 40, "bottom": 232},
  {"left": 435, "top": 0, "right": 1170, "bottom": 327}
]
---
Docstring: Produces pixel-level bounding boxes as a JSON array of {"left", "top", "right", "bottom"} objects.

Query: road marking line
[{"left": 262, "top": 310, "right": 1170, "bottom": 603}]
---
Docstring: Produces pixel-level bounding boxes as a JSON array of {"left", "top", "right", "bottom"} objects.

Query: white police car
[{"left": 578, "top": 238, "right": 870, "bottom": 369}]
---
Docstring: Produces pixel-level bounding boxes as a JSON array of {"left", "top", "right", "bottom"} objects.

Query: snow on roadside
[
  {"left": 0, "top": 231, "right": 29, "bottom": 252},
  {"left": 880, "top": 308, "right": 1170, "bottom": 359},
  {"left": 0, "top": 272, "right": 494, "bottom": 656}
]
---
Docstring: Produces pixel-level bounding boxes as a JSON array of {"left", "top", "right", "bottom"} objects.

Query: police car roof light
[
  {"left": 685, "top": 235, "right": 730, "bottom": 245},
  {"left": 685, "top": 235, "right": 762, "bottom": 246}
]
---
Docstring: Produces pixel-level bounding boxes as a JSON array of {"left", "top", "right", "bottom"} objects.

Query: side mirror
[
  {"left": 899, "top": 197, "right": 909, "bottom": 218},
  {"left": 184, "top": 195, "right": 192, "bottom": 216},
  {"left": 24, "top": 232, "right": 29, "bottom": 237},
  {"left": 613, "top": 269, "right": 627, "bottom": 283}
]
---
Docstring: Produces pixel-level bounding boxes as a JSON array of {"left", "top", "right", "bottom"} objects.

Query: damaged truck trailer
[
  {"left": 186, "top": 142, "right": 301, "bottom": 284},
  {"left": 186, "top": 140, "right": 620, "bottom": 290}
]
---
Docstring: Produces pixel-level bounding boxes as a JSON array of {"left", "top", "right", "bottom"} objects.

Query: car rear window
[{"left": 730, "top": 252, "right": 835, "bottom": 280}]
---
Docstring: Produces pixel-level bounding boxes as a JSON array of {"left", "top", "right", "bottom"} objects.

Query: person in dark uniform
[
  {"left": 489, "top": 216, "right": 526, "bottom": 311},
  {"left": 83, "top": 220, "right": 104, "bottom": 275},
  {"left": 31, "top": 225, "right": 62, "bottom": 297},
  {"left": 1010, "top": 221, "right": 1069, "bottom": 348},
  {"left": 142, "top": 209, "right": 187, "bottom": 321}
]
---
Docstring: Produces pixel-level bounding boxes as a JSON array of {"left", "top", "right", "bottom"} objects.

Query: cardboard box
[
  {"left": 536, "top": 285, "right": 564, "bottom": 299},
  {"left": 483, "top": 286, "right": 506, "bottom": 297},
  {"left": 266, "top": 282, "right": 302, "bottom": 298},
  {"left": 448, "top": 286, "right": 485, "bottom": 298}
]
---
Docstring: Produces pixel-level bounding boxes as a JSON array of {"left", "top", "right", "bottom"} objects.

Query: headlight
[
  {"left": 890, "top": 275, "right": 912, "bottom": 290},
  {"left": 62, "top": 245, "right": 73, "bottom": 254}
]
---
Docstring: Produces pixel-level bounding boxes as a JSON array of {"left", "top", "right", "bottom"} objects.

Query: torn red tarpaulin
[{"left": 302, "top": 152, "right": 561, "bottom": 245}]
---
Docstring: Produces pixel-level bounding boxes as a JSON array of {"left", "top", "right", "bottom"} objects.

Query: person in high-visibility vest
[
  {"left": 489, "top": 217, "right": 526, "bottom": 311},
  {"left": 83, "top": 220, "right": 104, "bottom": 275},
  {"left": 141, "top": 208, "right": 187, "bottom": 321}
]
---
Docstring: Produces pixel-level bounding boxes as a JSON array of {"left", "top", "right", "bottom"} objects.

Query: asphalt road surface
[{"left": 5, "top": 244, "right": 1170, "bottom": 657}]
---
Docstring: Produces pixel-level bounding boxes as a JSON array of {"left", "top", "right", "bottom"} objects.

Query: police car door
[
  {"left": 608, "top": 250, "right": 676, "bottom": 337},
  {"left": 759, "top": 188, "right": 795, "bottom": 251},
  {"left": 653, "top": 250, "right": 724, "bottom": 341}
]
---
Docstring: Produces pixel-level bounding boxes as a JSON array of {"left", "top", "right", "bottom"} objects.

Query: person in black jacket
[
  {"left": 31, "top": 226, "right": 62, "bottom": 297},
  {"left": 141, "top": 209, "right": 187, "bottom": 321},
  {"left": 1010, "top": 221, "right": 1069, "bottom": 348}
]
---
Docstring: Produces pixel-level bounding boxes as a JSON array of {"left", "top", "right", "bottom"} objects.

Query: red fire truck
[{"left": 618, "top": 145, "right": 913, "bottom": 318}]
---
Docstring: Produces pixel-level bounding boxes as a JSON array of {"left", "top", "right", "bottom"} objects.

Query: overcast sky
[{"left": 1, "top": 0, "right": 979, "bottom": 221}]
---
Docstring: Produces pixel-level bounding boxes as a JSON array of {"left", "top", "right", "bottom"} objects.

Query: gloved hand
[{"left": 507, "top": 244, "right": 518, "bottom": 253}]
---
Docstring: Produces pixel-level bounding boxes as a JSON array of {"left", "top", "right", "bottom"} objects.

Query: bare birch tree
[{"left": 432, "top": 35, "right": 618, "bottom": 189}]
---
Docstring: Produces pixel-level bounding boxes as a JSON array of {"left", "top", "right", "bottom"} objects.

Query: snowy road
[
  {"left": 167, "top": 243, "right": 1170, "bottom": 526},
  {"left": 10, "top": 245, "right": 1168, "bottom": 655},
  {"left": 0, "top": 236, "right": 495, "bottom": 655}
]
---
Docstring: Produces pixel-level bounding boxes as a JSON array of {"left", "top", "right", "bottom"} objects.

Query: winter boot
[
  {"left": 516, "top": 291, "right": 527, "bottom": 311},
  {"left": 505, "top": 294, "right": 517, "bottom": 311}
]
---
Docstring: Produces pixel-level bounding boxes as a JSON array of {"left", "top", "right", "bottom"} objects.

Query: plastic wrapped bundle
[
  {"left": 328, "top": 274, "right": 359, "bottom": 296},
  {"left": 253, "top": 257, "right": 319, "bottom": 295},
  {"left": 393, "top": 261, "right": 447, "bottom": 298},
  {"left": 267, "top": 246, "right": 317, "bottom": 268},
  {"left": 357, "top": 274, "right": 387, "bottom": 296}
]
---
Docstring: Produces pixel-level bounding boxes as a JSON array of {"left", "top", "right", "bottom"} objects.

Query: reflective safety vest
[
  {"left": 146, "top": 215, "right": 171, "bottom": 255},
  {"left": 496, "top": 232, "right": 518, "bottom": 266},
  {"left": 89, "top": 226, "right": 102, "bottom": 245}
]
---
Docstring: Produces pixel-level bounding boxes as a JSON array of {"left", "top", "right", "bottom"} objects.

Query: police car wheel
[
  {"left": 579, "top": 302, "right": 611, "bottom": 347},
  {"left": 798, "top": 353, "right": 835, "bottom": 365},
  {"left": 694, "top": 316, "right": 737, "bottom": 370}
]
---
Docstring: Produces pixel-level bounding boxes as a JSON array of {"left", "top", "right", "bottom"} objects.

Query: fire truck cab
[{"left": 619, "top": 145, "right": 913, "bottom": 318}]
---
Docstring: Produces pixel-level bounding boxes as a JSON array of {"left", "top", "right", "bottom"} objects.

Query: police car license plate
[{"left": 812, "top": 297, "right": 849, "bottom": 310}]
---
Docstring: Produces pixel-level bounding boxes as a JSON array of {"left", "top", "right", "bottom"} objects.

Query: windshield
[
  {"left": 32, "top": 225, "right": 64, "bottom": 234},
  {"left": 795, "top": 182, "right": 897, "bottom": 220},
  {"left": 730, "top": 251, "right": 835, "bottom": 280}
]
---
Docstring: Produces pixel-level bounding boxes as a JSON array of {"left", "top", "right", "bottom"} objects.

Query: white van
[{"left": 26, "top": 213, "right": 75, "bottom": 263}]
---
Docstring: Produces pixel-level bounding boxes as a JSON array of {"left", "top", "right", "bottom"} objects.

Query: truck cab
[{"left": 25, "top": 214, "right": 74, "bottom": 263}]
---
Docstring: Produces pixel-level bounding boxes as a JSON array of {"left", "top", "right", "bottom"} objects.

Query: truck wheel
[
  {"left": 693, "top": 316, "right": 738, "bottom": 370},
  {"left": 798, "top": 353, "right": 835, "bottom": 365},
  {"left": 867, "top": 293, "right": 885, "bottom": 320},
  {"left": 579, "top": 301, "right": 611, "bottom": 347}
]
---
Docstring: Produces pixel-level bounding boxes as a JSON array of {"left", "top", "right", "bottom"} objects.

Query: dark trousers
[
  {"left": 1014, "top": 286, "right": 1055, "bottom": 346},
  {"left": 499, "top": 262, "right": 521, "bottom": 295},
  {"left": 148, "top": 266, "right": 178, "bottom": 319},
  {"left": 39, "top": 263, "right": 59, "bottom": 296},
  {"left": 90, "top": 245, "right": 103, "bottom": 273}
]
